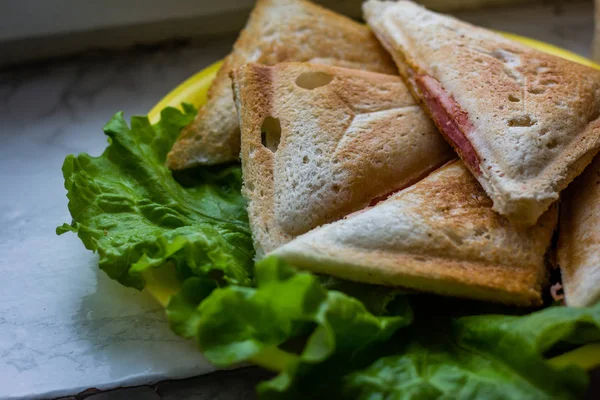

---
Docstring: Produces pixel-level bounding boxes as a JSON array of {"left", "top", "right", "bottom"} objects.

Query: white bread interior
[
  {"left": 232, "top": 62, "right": 454, "bottom": 257},
  {"left": 166, "top": 0, "right": 397, "bottom": 170},
  {"left": 558, "top": 155, "right": 600, "bottom": 307},
  {"left": 364, "top": 0, "right": 600, "bottom": 227},
  {"left": 271, "top": 160, "right": 558, "bottom": 306}
]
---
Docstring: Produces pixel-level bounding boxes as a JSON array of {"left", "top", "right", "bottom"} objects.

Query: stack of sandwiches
[{"left": 168, "top": 0, "right": 600, "bottom": 308}]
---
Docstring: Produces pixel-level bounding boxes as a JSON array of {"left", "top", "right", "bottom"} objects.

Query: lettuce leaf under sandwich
[
  {"left": 169, "top": 258, "right": 600, "bottom": 400},
  {"left": 344, "top": 298, "right": 600, "bottom": 400},
  {"left": 58, "top": 105, "right": 254, "bottom": 289},
  {"left": 59, "top": 105, "right": 600, "bottom": 400}
]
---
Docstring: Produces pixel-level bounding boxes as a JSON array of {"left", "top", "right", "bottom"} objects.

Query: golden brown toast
[
  {"left": 271, "top": 160, "right": 558, "bottom": 306},
  {"left": 364, "top": 0, "right": 600, "bottom": 227},
  {"left": 558, "top": 155, "right": 600, "bottom": 307},
  {"left": 231, "top": 62, "right": 453, "bottom": 257},
  {"left": 166, "top": 0, "right": 396, "bottom": 170}
]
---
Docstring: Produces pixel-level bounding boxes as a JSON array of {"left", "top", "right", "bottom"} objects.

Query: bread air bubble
[
  {"left": 295, "top": 71, "right": 333, "bottom": 89},
  {"left": 261, "top": 116, "right": 282, "bottom": 152}
]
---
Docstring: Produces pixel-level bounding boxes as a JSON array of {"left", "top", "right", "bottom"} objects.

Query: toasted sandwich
[
  {"left": 364, "top": 0, "right": 600, "bottom": 227},
  {"left": 166, "top": 0, "right": 396, "bottom": 171},
  {"left": 558, "top": 155, "right": 600, "bottom": 307},
  {"left": 270, "top": 160, "right": 558, "bottom": 306},
  {"left": 231, "top": 62, "right": 454, "bottom": 257}
]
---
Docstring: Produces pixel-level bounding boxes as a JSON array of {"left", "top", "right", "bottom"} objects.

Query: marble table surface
[
  {"left": 0, "top": 2, "right": 595, "bottom": 399},
  {"left": 0, "top": 36, "right": 237, "bottom": 400}
]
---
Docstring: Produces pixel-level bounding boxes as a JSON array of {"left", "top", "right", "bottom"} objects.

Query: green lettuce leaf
[
  {"left": 58, "top": 105, "right": 254, "bottom": 289},
  {"left": 166, "top": 276, "right": 218, "bottom": 339},
  {"left": 59, "top": 103, "right": 599, "bottom": 400},
  {"left": 166, "top": 258, "right": 411, "bottom": 396},
  {"left": 345, "top": 299, "right": 600, "bottom": 400}
]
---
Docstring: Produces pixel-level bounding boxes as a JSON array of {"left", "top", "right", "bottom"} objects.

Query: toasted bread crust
[
  {"left": 272, "top": 161, "right": 557, "bottom": 306},
  {"left": 558, "top": 155, "right": 600, "bottom": 307},
  {"left": 364, "top": 0, "right": 600, "bottom": 227},
  {"left": 232, "top": 62, "right": 453, "bottom": 257},
  {"left": 167, "top": 0, "right": 397, "bottom": 170}
]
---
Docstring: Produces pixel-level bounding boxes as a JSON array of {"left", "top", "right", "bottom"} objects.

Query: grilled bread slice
[
  {"left": 270, "top": 160, "right": 558, "bottom": 306},
  {"left": 364, "top": 0, "right": 600, "bottom": 227},
  {"left": 166, "top": 0, "right": 396, "bottom": 171},
  {"left": 231, "top": 62, "right": 453, "bottom": 257},
  {"left": 558, "top": 155, "right": 600, "bottom": 307}
]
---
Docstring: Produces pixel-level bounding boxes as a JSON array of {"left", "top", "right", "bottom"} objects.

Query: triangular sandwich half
[
  {"left": 364, "top": 0, "right": 600, "bottom": 226},
  {"left": 270, "top": 160, "right": 558, "bottom": 306},
  {"left": 166, "top": 0, "right": 397, "bottom": 170},
  {"left": 231, "top": 62, "right": 454, "bottom": 257},
  {"left": 558, "top": 155, "right": 600, "bottom": 307}
]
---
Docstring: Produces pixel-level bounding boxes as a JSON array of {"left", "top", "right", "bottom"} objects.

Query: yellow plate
[
  {"left": 143, "top": 33, "right": 600, "bottom": 369},
  {"left": 147, "top": 33, "right": 599, "bottom": 127}
]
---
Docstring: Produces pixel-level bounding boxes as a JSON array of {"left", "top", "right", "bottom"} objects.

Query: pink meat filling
[{"left": 415, "top": 75, "right": 481, "bottom": 174}]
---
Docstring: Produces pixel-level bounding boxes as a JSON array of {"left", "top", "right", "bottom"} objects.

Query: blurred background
[{"left": 0, "top": 0, "right": 596, "bottom": 67}]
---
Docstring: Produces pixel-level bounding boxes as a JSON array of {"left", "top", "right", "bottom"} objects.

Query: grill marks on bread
[
  {"left": 166, "top": 0, "right": 397, "bottom": 170},
  {"left": 364, "top": 0, "right": 600, "bottom": 227},
  {"left": 232, "top": 62, "right": 453, "bottom": 257},
  {"left": 272, "top": 161, "right": 558, "bottom": 307}
]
